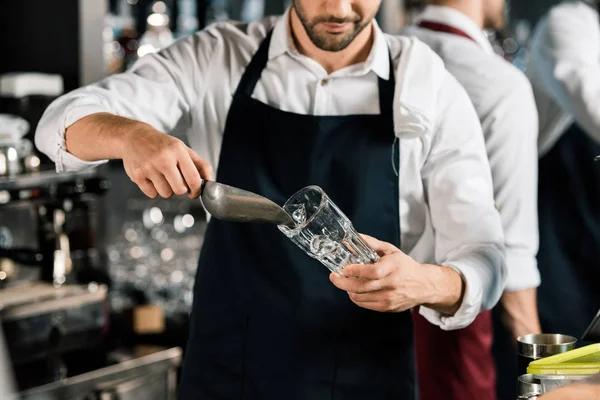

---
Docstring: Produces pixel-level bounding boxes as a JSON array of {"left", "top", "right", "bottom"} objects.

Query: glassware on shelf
[{"left": 106, "top": 196, "right": 206, "bottom": 320}]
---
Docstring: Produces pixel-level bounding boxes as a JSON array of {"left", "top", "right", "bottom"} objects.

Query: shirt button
[{"left": 321, "top": 79, "right": 329, "bottom": 86}]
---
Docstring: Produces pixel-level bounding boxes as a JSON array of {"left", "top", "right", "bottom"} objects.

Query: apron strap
[
  {"left": 417, "top": 20, "right": 478, "bottom": 44},
  {"left": 235, "top": 30, "right": 274, "bottom": 98},
  {"left": 378, "top": 52, "right": 396, "bottom": 117}
]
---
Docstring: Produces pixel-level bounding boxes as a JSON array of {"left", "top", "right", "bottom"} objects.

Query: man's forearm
[
  {"left": 63, "top": 111, "right": 212, "bottom": 199},
  {"left": 419, "top": 264, "right": 465, "bottom": 315},
  {"left": 500, "top": 287, "right": 541, "bottom": 339},
  {"left": 65, "top": 113, "right": 147, "bottom": 162}
]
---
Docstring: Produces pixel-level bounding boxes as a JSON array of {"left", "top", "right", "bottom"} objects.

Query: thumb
[{"left": 359, "top": 234, "right": 400, "bottom": 256}]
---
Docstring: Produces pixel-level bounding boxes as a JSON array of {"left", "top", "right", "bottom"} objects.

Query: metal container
[
  {"left": 518, "top": 374, "right": 542, "bottom": 398},
  {"left": 535, "top": 374, "right": 589, "bottom": 394},
  {"left": 517, "top": 334, "right": 577, "bottom": 376},
  {"left": 0, "top": 143, "right": 41, "bottom": 177},
  {"left": 0, "top": 145, "right": 21, "bottom": 176},
  {"left": 0, "top": 114, "right": 36, "bottom": 177}
]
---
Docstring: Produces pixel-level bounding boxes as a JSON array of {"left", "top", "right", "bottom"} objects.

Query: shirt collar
[
  {"left": 269, "top": 7, "right": 390, "bottom": 80},
  {"left": 415, "top": 5, "right": 495, "bottom": 55}
]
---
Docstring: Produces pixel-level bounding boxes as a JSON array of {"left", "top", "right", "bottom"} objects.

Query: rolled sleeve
[
  {"left": 419, "top": 73, "right": 507, "bottom": 330},
  {"left": 40, "top": 99, "right": 110, "bottom": 172},
  {"left": 419, "top": 244, "right": 504, "bottom": 330}
]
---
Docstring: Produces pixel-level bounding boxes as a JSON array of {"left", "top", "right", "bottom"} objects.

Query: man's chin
[
  {"left": 310, "top": 33, "right": 355, "bottom": 52},
  {"left": 316, "top": 43, "right": 351, "bottom": 52}
]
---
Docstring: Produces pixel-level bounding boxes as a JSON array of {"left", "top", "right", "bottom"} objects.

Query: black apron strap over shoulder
[
  {"left": 378, "top": 54, "right": 396, "bottom": 117},
  {"left": 235, "top": 30, "right": 274, "bottom": 98}
]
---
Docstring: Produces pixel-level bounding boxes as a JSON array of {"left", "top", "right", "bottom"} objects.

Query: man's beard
[{"left": 293, "top": 1, "right": 372, "bottom": 52}]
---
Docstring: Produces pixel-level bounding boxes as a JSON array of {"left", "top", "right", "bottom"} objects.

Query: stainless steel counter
[{"left": 14, "top": 346, "right": 181, "bottom": 400}]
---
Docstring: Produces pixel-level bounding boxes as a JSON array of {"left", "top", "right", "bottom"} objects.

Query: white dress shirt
[
  {"left": 35, "top": 8, "right": 506, "bottom": 330},
  {"left": 403, "top": 5, "right": 540, "bottom": 292},
  {"left": 527, "top": 0, "right": 600, "bottom": 156}
]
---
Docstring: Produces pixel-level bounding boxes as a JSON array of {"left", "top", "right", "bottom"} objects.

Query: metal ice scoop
[{"left": 200, "top": 180, "right": 294, "bottom": 226}]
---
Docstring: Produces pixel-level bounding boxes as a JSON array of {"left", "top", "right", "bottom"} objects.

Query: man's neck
[
  {"left": 289, "top": 8, "right": 374, "bottom": 74},
  {"left": 432, "top": 1, "right": 484, "bottom": 29}
]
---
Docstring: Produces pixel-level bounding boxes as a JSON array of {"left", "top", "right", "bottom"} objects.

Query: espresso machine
[
  {"left": 0, "top": 82, "right": 117, "bottom": 388},
  {"left": 0, "top": 105, "right": 183, "bottom": 400},
  {"left": 0, "top": 158, "right": 114, "bottom": 389}
]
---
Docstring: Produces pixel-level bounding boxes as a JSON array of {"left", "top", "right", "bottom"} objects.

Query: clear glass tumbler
[{"left": 278, "top": 186, "right": 379, "bottom": 273}]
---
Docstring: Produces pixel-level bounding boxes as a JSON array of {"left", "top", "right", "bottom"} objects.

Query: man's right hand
[
  {"left": 120, "top": 125, "right": 213, "bottom": 199},
  {"left": 65, "top": 113, "right": 214, "bottom": 199}
]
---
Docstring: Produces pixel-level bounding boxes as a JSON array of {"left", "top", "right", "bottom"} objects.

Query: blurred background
[{"left": 0, "top": 0, "right": 570, "bottom": 398}]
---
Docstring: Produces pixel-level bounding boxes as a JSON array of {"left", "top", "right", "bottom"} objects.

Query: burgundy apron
[{"left": 411, "top": 19, "right": 497, "bottom": 400}]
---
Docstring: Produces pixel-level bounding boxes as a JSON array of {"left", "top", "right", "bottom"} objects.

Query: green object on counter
[{"left": 527, "top": 343, "right": 600, "bottom": 375}]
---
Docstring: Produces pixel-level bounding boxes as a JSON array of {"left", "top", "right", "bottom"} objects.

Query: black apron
[
  {"left": 178, "top": 31, "right": 415, "bottom": 399},
  {"left": 493, "top": 123, "right": 600, "bottom": 400},
  {"left": 536, "top": 123, "right": 600, "bottom": 338}
]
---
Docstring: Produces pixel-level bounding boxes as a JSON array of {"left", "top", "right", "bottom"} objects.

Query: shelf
[
  {"left": 0, "top": 167, "right": 97, "bottom": 191},
  {"left": 15, "top": 346, "right": 182, "bottom": 400}
]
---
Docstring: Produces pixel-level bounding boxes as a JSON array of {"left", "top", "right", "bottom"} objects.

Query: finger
[
  {"left": 348, "top": 291, "right": 389, "bottom": 303},
  {"left": 349, "top": 294, "right": 406, "bottom": 313},
  {"left": 148, "top": 173, "right": 174, "bottom": 198},
  {"left": 162, "top": 164, "right": 188, "bottom": 196},
  {"left": 350, "top": 300, "right": 390, "bottom": 313},
  {"left": 187, "top": 148, "right": 214, "bottom": 181},
  {"left": 138, "top": 179, "right": 159, "bottom": 199},
  {"left": 177, "top": 153, "right": 203, "bottom": 198},
  {"left": 329, "top": 272, "right": 388, "bottom": 293},
  {"left": 360, "top": 234, "right": 400, "bottom": 256},
  {"left": 340, "top": 258, "right": 395, "bottom": 280},
  {"left": 124, "top": 163, "right": 158, "bottom": 199}
]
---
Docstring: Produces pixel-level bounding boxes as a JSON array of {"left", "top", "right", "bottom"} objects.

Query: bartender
[
  {"left": 35, "top": 0, "right": 506, "bottom": 398},
  {"left": 403, "top": 0, "right": 540, "bottom": 399},
  {"left": 526, "top": 0, "right": 600, "bottom": 340}
]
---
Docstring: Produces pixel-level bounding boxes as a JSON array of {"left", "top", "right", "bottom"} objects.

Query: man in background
[
  {"left": 527, "top": 0, "right": 600, "bottom": 342},
  {"left": 403, "top": 1, "right": 541, "bottom": 399}
]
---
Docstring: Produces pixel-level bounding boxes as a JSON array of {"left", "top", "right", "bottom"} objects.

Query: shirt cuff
[
  {"left": 504, "top": 251, "right": 541, "bottom": 291},
  {"left": 55, "top": 104, "right": 110, "bottom": 173},
  {"left": 418, "top": 246, "right": 505, "bottom": 330}
]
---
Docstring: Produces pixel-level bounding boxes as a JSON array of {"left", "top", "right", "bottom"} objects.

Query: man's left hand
[{"left": 329, "top": 235, "right": 464, "bottom": 314}]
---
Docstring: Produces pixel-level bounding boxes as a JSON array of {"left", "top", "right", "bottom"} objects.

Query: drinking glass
[{"left": 278, "top": 186, "right": 379, "bottom": 273}]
